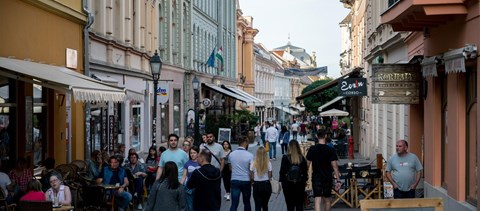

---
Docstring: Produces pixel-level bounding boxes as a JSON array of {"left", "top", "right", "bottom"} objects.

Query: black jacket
[
  {"left": 279, "top": 154, "right": 308, "bottom": 184},
  {"left": 187, "top": 164, "right": 221, "bottom": 211}
]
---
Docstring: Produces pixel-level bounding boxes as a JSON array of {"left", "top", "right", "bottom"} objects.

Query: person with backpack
[
  {"left": 306, "top": 129, "right": 341, "bottom": 211},
  {"left": 279, "top": 140, "right": 308, "bottom": 211}
]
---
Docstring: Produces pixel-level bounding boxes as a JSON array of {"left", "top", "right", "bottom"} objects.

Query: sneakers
[
  {"left": 224, "top": 193, "right": 230, "bottom": 201},
  {"left": 137, "top": 204, "right": 143, "bottom": 210}
]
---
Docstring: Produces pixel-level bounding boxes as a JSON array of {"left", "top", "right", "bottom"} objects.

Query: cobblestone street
[{"left": 219, "top": 143, "right": 363, "bottom": 211}]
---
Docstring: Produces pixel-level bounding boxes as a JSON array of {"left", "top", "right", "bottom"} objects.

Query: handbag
[
  {"left": 265, "top": 141, "right": 270, "bottom": 152},
  {"left": 270, "top": 179, "right": 282, "bottom": 194}
]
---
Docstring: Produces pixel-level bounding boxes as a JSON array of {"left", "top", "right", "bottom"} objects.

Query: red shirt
[
  {"left": 20, "top": 191, "right": 46, "bottom": 201},
  {"left": 9, "top": 169, "right": 33, "bottom": 192}
]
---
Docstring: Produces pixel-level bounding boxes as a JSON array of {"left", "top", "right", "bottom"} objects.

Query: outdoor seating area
[{"left": 331, "top": 163, "right": 384, "bottom": 208}]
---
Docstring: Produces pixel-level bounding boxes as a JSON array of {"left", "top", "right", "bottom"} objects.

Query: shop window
[
  {"left": 131, "top": 103, "right": 142, "bottom": 152},
  {"left": 440, "top": 74, "right": 448, "bottom": 189},
  {"left": 466, "top": 67, "right": 477, "bottom": 205},
  {"left": 32, "top": 84, "right": 46, "bottom": 166},
  {"left": 160, "top": 103, "right": 167, "bottom": 143},
  {"left": 173, "top": 89, "right": 181, "bottom": 136},
  {"left": 0, "top": 77, "right": 16, "bottom": 168}
]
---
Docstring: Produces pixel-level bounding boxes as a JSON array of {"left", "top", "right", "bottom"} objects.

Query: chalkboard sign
[{"left": 218, "top": 128, "right": 231, "bottom": 143}]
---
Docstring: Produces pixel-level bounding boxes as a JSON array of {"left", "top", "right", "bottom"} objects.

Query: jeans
[
  {"left": 292, "top": 131, "right": 298, "bottom": 140},
  {"left": 253, "top": 181, "right": 272, "bottom": 211},
  {"left": 184, "top": 185, "right": 194, "bottom": 211},
  {"left": 115, "top": 190, "right": 133, "bottom": 209},
  {"left": 393, "top": 188, "right": 415, "bottom": 198},
  {"left": 281, "top": 143, "right": 288, "bottom": 155},
  {"left": 230, "top": 180, "right": 252, "bottom": 211},
  {"left": 268, "top": 142, "right": 277, "bottom": 159},
  {"left": 133, "top": 177, "right": 144, "bottom": 204}
]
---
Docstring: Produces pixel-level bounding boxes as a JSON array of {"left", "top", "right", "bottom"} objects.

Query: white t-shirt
[
  {"left": 201, "top": 143, "right": 225, "bottom": 169},
  {"left": 0, "top": 172, "right": 10, "bottom": 195},
  {"left": 250, "top": 161, "right": 272, "bottom": 181},
  {"left": 291, "top": 123, "right": 298, "bottom": 132}
]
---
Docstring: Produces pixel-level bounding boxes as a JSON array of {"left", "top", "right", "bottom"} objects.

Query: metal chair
[{"left": 18, "top": 200, "right": 52, "bottom": 211}]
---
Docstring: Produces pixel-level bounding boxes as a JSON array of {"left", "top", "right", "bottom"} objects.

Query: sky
[{"left": 239, "top": 0, "right": 350, "bottom": 78}]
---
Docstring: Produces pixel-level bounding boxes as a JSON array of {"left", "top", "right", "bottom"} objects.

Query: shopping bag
[
  {"left": 270, "top": 179, "right": 282, "bottom": 194},
  {"left": 265, "top": 141, "right": 270, "bottom": 152}
]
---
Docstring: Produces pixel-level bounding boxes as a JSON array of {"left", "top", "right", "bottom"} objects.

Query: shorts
[{"left": 312, "top": 181, "right": 333, "bottom": 197}]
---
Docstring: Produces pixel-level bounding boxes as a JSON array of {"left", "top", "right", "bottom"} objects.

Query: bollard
[{"left": 348, "top": 136, "right": 354, "bottom": 159}]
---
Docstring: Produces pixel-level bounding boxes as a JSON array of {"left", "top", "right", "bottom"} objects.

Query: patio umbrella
[{"left": 320, "top": 108, "right": 349, "bottom": 117}]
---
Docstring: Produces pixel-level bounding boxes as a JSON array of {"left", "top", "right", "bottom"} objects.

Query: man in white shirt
[
  {"left": 265, "top": 122, "right": 279, "bottom": 160},
  {"left": 291, "top": 122, "right": 298, "bottom": 140},
  {"left": 229, "top": 136, "right": 253, "bottom": 211}
]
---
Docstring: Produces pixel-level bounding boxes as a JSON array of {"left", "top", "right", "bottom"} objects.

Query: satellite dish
[{"left": 202, "top": 98, "right": 212, "bottom": 108}]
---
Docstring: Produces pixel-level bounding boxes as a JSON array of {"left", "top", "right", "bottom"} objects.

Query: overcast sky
[{"left": 239, "top": 0, "right": 350, "bottom": 78}]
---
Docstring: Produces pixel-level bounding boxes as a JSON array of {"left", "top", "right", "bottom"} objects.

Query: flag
[
  {"left": 206, "top": 47, "right": 216, "bottom": 67},
  {"left": 216, "top": 47, "right": 224, "bottom": 70}
]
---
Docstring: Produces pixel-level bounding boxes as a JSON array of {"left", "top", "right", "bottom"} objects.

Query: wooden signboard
[
  {"left": 360, "top": 198, "right": 443, "bottom": 211},
  {"left": 372, "top": 64, "right": 421, "bottom": 104}
]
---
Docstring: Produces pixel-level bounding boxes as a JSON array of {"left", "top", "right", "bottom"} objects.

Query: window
[
  {"left": 466, "top": 67, "right": 477, "bottom": 205},
  {"left": 441, "top": 74, "right": 448, "bottom": 189},
  {"left": 0, "top": 77, "right": 16, "bottom": 164},
  {"left": 388, "top": 0, "right": 400, "bottom": 8},
  {"left": 173, "top": 89, "right": 181, "bottom": 136},
  {"left": 131, "top": 103, "right": 142, "bottom": 152},
  {"left": 33, "top": 84, "right": 47, "bottom": 166}
]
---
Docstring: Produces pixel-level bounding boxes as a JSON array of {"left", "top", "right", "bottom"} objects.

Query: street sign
[{"left": 372, "top": 64, "right": 420, "bottom": 104}]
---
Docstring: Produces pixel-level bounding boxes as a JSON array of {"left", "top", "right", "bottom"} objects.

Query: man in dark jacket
[{"left": 187, "top": 149, "right": 221, "bottom": 211}]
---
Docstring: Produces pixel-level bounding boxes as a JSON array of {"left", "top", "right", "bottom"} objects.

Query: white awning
[
  {"left": 126, "top": 89, "right": 144, "bottom": 102},
  {"left": 421, "top": 56, "right": 439, "bottom": 77},
  {"left": 444, "top": 48, "right": 466, "bottom": 74},
  {"left": 318, "top": 96, "right": 346, "bottom": 112},
  {"left": 203, "top": 84, "right": 251, "bottom": 103},
  {"left": 0, "top": 57, "right": 125, "bottom": 102},
  {"left": 290, "top": 104, "right": 305, "bottom": 112},
  {"left": 222, "top": 85, "right": 264, "bottom": 106},
  {"left": 275, "top": 106, "right": 299, "bottom": 115}
]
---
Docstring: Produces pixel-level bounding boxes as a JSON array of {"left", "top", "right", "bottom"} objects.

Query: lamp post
[
  {"left": 150, "top": 50, "right": 162, "bottom": 147},
  {"left": 192, "top": 76, "right": 200, "bottom": 146},
  {"left": 271, "top": 101, "right": 274, "bottom": 120},
  {"left": 221, "top": 95, "right": 226, "bottom": 115}
]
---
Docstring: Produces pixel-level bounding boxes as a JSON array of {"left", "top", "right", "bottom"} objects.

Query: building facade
[
  {"left": 253, "top": 43, "right": 276, "bottom": 122},
  {"left": 382, "top": 0, "right": 479, "bottom": 209}
]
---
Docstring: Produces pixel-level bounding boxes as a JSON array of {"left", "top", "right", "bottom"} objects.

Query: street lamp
[
  {"left": 192, "top": 76, "right": 200, "bottom": 146},
  {"left": 150, "top": 50, "right": 162, "bottom": 147},
  {"left": 271, "top": 101, "right": 274, "bottom": 120},
  {"left": 221, "top": 95, "right": 226, "bottom": 115}
]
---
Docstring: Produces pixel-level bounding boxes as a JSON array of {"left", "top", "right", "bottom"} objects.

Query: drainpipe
[{"left": 83, "top": 0, "right": 94, "bottom": 160}]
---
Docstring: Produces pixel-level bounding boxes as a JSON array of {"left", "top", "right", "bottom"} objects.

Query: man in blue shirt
[
  {"left": 229, "top": 136, "right": 254, "bottom": 211},
  {"left": 97, "top": 156, "right": 132, "bottom": 211},
  {"left": 156, "top": 134, "right": 189, "bottom": 181}
]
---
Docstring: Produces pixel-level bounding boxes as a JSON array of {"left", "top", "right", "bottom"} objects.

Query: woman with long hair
[
  {"left": 180, "top": 146, "right": 200, "bottom": 211},
  {"left": 250, "top": 146, "right": 272, "bottom": 211},
  {"left": 145, "top": 161, "right": 186, "bottom": 211},
  {"left": 145, "top": 146, "right": 159, "bottom": 190},
  {"left": 221, "top": 140, "right": 232, "bottom": 201},
  {"left": 280, "top": 125, "right": 290, "bottom": 155},
  {"left": 279, "top": 140, "right": 308, "bottom": 211}
]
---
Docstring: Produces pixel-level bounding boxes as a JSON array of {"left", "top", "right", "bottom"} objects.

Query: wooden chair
[
  {"left": 352, "top": 166, "right": 383, "bottom": 207},
  {"left": 331, "top": 164, "right": 355, "bottom": 208},
  {"left": 18, "top": 200, "right": 52, "bottom": 211},
  {"left": 0, "top": 189, "right": 15, "bottom": 211},
  {"left": 70, "top": 160, "right": 87, "bottom": 172}
]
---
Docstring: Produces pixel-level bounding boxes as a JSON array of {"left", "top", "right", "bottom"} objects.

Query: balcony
[{"left": 381, "top": 0, "right": 467, "bottom": 31}]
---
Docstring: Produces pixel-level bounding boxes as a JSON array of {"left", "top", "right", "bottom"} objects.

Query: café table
[
  {"left": 53, "top": 205, "right": 74, "bottom": 211},
  {"left": 101, "top": 184, "right": 122, "bottom": 210}
]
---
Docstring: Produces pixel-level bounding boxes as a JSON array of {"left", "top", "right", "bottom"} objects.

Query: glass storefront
[
  {"left": 90, "top": 102, "right": 121, "bottom": 153},
  {"left": 0, "top": 77, "right": 16, "bottom": 169},
  {"left": 131, "top": 102, "right": 142, "bottom": 152}
]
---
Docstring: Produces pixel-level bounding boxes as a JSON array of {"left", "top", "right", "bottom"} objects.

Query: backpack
[{"left": 285, "top": 156, "right": 303, "bottom": 183}]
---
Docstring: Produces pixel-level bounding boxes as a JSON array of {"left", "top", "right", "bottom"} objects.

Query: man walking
[
  {"left": 386, "top": 140, "right": 423, "bottom": 199},
  {"left": 306, "top": 130, "right": 341, "bottom": 211},
  {"left": 265, "top": 122, "right": 279, "bottom": 160},
  {"left": 187, "top": 149, "right": 222, "bottom": 211},
  {"left": 201, "top": 132, "right": 225, "bottom": 171},
  {"left": 156, "top": 134, "right": 189, "bottom": 181},
  {"left": 291, "top": 121, "right": 298, "bottom": 140},
  {"left": 229, "top": 136, "right": 254, "bottom": 211}
]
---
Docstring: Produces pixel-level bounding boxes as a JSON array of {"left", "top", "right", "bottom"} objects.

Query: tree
[{"left": 301, "top": 79, "right": 338, "bottom": 114}]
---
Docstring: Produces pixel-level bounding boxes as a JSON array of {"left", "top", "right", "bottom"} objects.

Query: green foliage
[
  {"left": 302, "top": 79, "right": 338, "bottom": 114},
  {"left": 204, "top": 110, "right": 259, "bottom": 136},
  {"left": 229, "top": 110, "right": 259, "bottom": 129}
]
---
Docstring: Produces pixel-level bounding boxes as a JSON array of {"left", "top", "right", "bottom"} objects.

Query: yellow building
[{"left": 0, "top": 0, "right": 124, "bottom": 169}]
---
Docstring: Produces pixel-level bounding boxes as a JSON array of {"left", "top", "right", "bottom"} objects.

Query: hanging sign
[
  {"left": 337, "top": 78, "right": 367, "bottom": 96},
  {"left": 157, "top": 81, "right": 169, "bottom": 104},
  {"left": 372, "top": 64, "right": 420, "bottom": 104}
]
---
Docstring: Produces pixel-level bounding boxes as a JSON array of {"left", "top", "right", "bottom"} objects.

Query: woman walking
[
  {"left": 145, "top": 161, "right": 186, "bottom": 211},
  {"left": 180, "top": 146, "right": 200, "bottom": 211},
  {"left": 279, "top": 140, "right": 308, "bottom": 211},
  {"left": 221, "top": 140, "right": 232, "bottom": 200},
  {"left": 280, "top": 125, "right": 290, "bottom": 155},
  {"left": 250, "top": 146, "right": 272, "bottom": 211},
  {"left": 145, "top": 146, "right": 159, "bottom": 190}
]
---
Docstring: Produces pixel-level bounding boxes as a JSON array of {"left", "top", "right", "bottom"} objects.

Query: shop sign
[
  {"left": 372, "top": 64, "right": 420, "bottom": 104},
  {"left": 157, "top": 81, "right": 169, "bottom": 104},
  {"left": 337, "top": 78, "right": 367, "bottom": 96}
]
